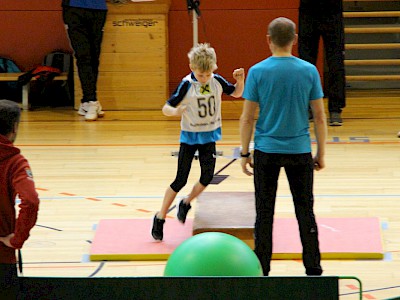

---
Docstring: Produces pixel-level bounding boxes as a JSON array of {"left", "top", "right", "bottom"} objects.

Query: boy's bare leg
[
  {"left": 157, "top": 186, "right": 177, "bottom": 219},
  {"left": 183, "top": 181, "right": 206, "bottom": 204}
]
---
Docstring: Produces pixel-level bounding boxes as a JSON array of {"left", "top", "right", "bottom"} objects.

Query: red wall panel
[
  {"left": 170, "top": 0, "right": 298, "bottom": 11},
  {"left": 0, "top": 0, "right": 323, "bottom": 99},
  {"left": 0, "top": 3, "right": 70, "bottom": 71},
  {"left": 0, "top": 0, "right": 59, "bottom": 11},
  {"left": 168, "top": 8, "right": 299, "bottom": 92}
]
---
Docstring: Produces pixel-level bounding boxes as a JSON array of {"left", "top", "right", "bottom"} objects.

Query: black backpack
[
  {"left": 0, "top": 56, "right": 22, "bottom": 100},
  {"left": 26, "top": 51, "right": 74, "bottom": 108},
  {"left": 43, "top": 51, "right": 72, "bottom": 73}
]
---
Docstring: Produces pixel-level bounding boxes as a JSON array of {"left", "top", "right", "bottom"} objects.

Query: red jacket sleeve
[{"left": 10, "top": 158, "right": 40, "bottom": 249}]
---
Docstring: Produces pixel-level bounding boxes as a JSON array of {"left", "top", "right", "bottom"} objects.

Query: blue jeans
[{"left": 253, "top": 150, "right": 322, "bottom": 276}]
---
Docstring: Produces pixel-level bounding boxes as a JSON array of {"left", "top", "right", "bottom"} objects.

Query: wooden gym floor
[{"left": 14, "top": 91, "right": 400, "bottom": 299}]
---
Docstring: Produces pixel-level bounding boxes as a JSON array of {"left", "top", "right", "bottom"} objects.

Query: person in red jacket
[{"left": 0, "top": 100, "right": 40, "bottom": 299}]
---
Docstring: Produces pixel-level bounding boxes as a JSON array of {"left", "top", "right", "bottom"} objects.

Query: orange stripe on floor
[
  {"left": 346, "top": 285, "right": 359, "bottom": 290},
  {"left": 86, "top": 198, "right": 101, "bottom": 202},
  {"left": 59, "top": 192, "right": 76, "bottom": 196},
  {"left": 112, "top": 203, "right": 127, "bottom": 207},
  {"left": 292, "top": 259, "right": 302, "bottom": 263}
]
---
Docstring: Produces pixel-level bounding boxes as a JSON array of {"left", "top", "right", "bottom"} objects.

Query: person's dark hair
[
  {"left": 268, "top": 17, "right": 296, "bottom": 48},
  {"left": 0, "top": 100, "right": 21, "bottom": 136}
]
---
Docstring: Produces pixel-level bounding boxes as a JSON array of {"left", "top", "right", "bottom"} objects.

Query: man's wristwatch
[{"left": 240, "top": 152, "right": 251, "bottom": 158}]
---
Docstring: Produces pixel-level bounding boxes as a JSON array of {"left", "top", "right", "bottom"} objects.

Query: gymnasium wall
[
  {"left": 0, "top": 0, "right": 70, "bottom": 71},
  {"left": 168, "top": 0, "right": 300, "bottom": 92},
  {"left": 0, "top": 0, "right": 321, "bottom": 99}
]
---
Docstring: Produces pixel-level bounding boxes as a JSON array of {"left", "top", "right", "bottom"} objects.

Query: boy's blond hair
[{"left": 188, "top": 43, "right": 218, "bottom": 72}]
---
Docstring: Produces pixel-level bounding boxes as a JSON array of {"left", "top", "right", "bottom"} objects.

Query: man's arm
[
  {"left": 239, "top": 100, "right": 258, "bottom": 175},
  {"left": 310, "top": 98, "right": 327, "bottom": 170}
]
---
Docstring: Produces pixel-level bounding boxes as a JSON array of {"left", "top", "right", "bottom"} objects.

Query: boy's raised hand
[{"left": 233, "top": 68, "right": 245, "bottom": 82}]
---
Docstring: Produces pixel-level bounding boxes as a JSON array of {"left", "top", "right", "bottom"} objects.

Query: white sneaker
[
  {"left": 85, "top": 101, "right": 101, "bottom": 121},
  {"left": 78, "top": 102, "right": 105, "bottom": 118}
]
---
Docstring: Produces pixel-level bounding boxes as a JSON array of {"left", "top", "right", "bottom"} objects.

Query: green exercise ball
[{"left": 164, "top": 232, "right": 263, "bottom": 276}]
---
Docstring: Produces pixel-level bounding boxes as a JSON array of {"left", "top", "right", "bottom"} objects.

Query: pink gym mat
[
  {"left": 90, "top": 219, "right": 193, "bottom": 261},
  {"left": 89, "top": 217, "right": 384, "bottom": 261}
]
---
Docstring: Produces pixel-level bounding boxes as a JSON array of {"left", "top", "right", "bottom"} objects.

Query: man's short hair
[
  {"left": 188, "top": 43, "right": 218, "bottom": 72},
  {"left": 0, "top": 100, "right": 21, "bottom": 136},
  {"left": 268, "top": 17, "right": 296, "bottom": 48}
]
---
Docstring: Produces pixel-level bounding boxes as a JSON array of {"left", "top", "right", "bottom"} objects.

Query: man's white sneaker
[
  {"left": 85, "top": 101, "right": 101, "bottom": 121},
  {"left": 78, "top": 102, "right": 105, "bottom": 118}
]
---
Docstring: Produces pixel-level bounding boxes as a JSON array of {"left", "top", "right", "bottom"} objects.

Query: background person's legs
[{"left": 0, "top": 264, "right": 19, "bottom": 299}]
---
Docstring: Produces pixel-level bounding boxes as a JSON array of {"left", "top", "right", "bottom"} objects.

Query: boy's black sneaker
[
  {"left": 151, "top": 214, "right": 165, "bottom": 241},
  {"left": 177, "top": 199, "right": 191, "bottom": 223}
]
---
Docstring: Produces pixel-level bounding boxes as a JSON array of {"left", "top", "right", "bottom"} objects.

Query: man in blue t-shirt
[
  {"left": 240, "top": 17, "right": 327, "bottom": 276},
  {"left": 62, "top": 0, "right": 107, "bottom": 121}
]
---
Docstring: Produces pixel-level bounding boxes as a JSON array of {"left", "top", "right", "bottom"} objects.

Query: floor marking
[
  {"left": 86, "top": 197, "right": 102, "bottom": 202},
  {"left": 381, "top": 222, "right": 389, "bottom": 230},
  {"left": 340, "top": 285, "right": 400, "bottom": 297},
  {"left": 36, "top": 224, "right": 63, "bottom": 231},
  {"left": 88, "top": 261, "right": 106, "bottom": 278},
  {"left": 214, "top": 158, "right": 236, "bottom": 175},
  {"left": 17, "top": 140, "right": 400, "bottom": 147},
  {"left": 81, "top": 254, "right": 91, "bottom": 263},
  {"left": 59, "top": 192, "right": 76, "bottom": 196},
  {"left": 347, "top": 285, "right": 359, "bottom": 290},
  {"left": 384, "top": 252, "right": 393, "bottom": 261},
  {"left": 30, "top": 194, "right": 400, "bottom": 201}
]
